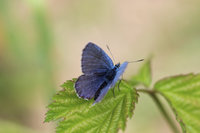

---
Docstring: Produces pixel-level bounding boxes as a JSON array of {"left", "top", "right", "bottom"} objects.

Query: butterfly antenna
[
  {"left": 128, "top": 59, "right": 144, "bottom": 63},
  {"left": 106, "top": 45, "right": 116, "bottom": 63}
]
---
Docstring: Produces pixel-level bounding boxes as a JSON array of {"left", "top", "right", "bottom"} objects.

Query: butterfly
[{"left": 75, "top": 42, "right": 128, "bottom": 104}]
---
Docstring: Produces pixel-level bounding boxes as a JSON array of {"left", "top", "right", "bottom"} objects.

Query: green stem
[{"left": 137, "top": 89, "right": 179, "bottom": 133}]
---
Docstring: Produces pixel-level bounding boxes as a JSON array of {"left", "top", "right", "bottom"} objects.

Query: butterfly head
[{"left": 115, "top": 63, "right": 120, "bottom": 68}]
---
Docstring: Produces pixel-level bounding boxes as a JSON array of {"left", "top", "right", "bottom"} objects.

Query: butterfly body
[
  {"left": 75, "top": 42, "right": 128, "bottom": 104},
  {"left": 105, "top": 63, "right": 119, "bottom": 81},
  {"left": 94, "top": 63, "right": 120, "bottom": 100}
]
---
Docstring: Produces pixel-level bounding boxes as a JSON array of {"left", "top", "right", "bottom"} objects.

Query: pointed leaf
[
  {"left": 131, "top": 59, "right": 152, "bottom": 87},
  {"left": 154, "top": 73, "right": 200, "bottom": 133}
]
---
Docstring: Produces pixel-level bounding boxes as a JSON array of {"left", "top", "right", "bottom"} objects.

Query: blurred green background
[{"left": 0, "top": 0, "right": 200, "bottom": 133}]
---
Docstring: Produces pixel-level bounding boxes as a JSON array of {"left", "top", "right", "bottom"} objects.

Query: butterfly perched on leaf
[{"left": 75, "top": 42, "right": 129, "bottom": 104}]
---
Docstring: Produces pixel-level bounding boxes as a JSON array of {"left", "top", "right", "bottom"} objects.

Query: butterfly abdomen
[{"left": 94, "top": 81, "right": 107, "bottom": 100}]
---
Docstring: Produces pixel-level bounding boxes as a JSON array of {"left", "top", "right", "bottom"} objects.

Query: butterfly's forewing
[
  {"left": 110, "top": 62, "right": 128, "bottom": 87},
  {"left": 93, "top": 62, "right": 128, "bottom": 104},
  {"left": 81, "top": 42, "right": 114, "bottom": 75},
  {"left": 75, "top": 74, "right": 105, "bottom": 100}
]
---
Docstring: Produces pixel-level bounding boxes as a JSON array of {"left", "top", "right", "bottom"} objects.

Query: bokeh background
[{"left": 0, "top": 0, "right": 200, "bottom": 133}]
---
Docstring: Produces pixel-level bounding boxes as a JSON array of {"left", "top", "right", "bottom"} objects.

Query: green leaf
[
  {"left": 131, "top": 59, "right": 152, "bottom": 87},
  {"left": 154, "top": 73, "right": 200, "bottom": 133},
  {"left": 45, "top": 79, "right": 138, "bottom": 133}
]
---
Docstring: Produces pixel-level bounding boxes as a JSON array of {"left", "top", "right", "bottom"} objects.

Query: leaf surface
[
  {"left": 155, "top": 73, "right": 200, "bottom": 133},
  {"left": 45, "top": 79, "right": 138, "bottom": 133}
]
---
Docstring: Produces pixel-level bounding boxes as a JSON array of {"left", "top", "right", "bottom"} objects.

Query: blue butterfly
[{"left": 75, "top": 42, "right": 128, "bottom": 104}]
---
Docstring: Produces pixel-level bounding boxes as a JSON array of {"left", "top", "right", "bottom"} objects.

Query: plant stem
[{"left": 137, "top": 89, "right": 179, "bottom": 133}]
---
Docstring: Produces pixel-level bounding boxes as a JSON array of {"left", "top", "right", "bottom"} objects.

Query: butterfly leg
[
  {"left": 112, "top": 86, "right": 115, "bottom": 98},
  {"left": 118, "top": 79, "right": 121, "bottom": 91}
]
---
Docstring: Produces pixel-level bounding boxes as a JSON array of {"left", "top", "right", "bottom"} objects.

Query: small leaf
[
  {"left": 45, "top": 79, "right": 138, "bottom": 133},
  {"left": 131, "top": 58, "right": 152, "bottom": 87},
  {"left": 154, "top": 73, "right": 200, "bottom": 133}
]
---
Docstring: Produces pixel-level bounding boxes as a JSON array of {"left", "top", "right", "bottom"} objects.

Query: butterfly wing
[
  {"left": 75, "top": 74, "right": 105, "bottom": 100},
  {"left": 110, "top": 61, "right": 128, "bottom": 87},
  {"left": 81, "top": 42, "right": 114, "bottom": 75},
  {"left": 93, "top": 83, "right": 112, "bottom": 105},
  {"left": 93, "top": 61, "right": 128, "bottom": 104}
]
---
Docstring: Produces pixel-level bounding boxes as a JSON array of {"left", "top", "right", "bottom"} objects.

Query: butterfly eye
[{"left": 115, "top": 63, "right": 120, "bottom": 68}]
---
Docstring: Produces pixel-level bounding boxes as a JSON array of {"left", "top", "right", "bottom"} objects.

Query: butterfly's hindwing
[{"left": 75, "top": 74, "right": 105, "bottom": 100}]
